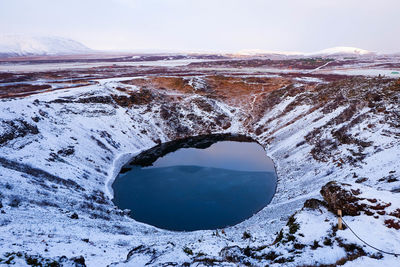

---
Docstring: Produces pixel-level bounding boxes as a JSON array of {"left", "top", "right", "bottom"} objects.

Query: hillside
[
  {"left": 235, "top": 46, "right": 375, "bottom": 57},
  {"left": 0, "top": 35, "right": 92, "bottom": 57},
  {"left": 0, "top": 58, "right": 399, "bottom": 266}
]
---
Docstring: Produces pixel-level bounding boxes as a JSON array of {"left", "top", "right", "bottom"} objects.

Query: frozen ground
[
  {"left": 0, "top": 58, "right": 223, "bottom": 73},
  {"left": 0, "top": 57, "right": 399, "bottom": 266}
]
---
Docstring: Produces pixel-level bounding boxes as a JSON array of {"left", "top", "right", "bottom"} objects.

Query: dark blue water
[{"left": 112, "top": 141, "right": 277, "bottom": 231}]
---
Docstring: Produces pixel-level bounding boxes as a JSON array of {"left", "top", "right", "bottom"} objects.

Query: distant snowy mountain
[
  {"left": 234, "top": 49, "right": 303, "bottom": 56},
  {"left": 311, "top": 46, "right": 374, "bottom": 56},
  {"left": 235, "top": 46, "right": 375, "bottom": 57},
  {"left": 0, "top": 35, "right": 92, "bottom": 57}
]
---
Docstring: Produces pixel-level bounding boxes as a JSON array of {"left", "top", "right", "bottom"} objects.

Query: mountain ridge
[
  {"left": 0, "top": 35, "right": 92, "bottom": 57},
  {"left": 235, "top": 46, "right": 376, "bottom": 57}
]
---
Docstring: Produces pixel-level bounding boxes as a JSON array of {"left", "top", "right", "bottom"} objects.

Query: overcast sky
[{"left": 1, "top": 0, "right": 399, "bottom": 53}]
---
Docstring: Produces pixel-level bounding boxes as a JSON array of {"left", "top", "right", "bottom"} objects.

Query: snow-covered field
[
  {"left": 0, "top": 58, "right": 222, "bottom": 73},
  {"left": 327, "top": 68, "right": 400, "bottom": 78},
  {"left": 0, "top": 59, "right": 399, "bottom": 266}
]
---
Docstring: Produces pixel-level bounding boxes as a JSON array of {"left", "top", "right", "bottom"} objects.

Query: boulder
[{"left": 320, "top": 181, "right": 363, "bottom": 216}]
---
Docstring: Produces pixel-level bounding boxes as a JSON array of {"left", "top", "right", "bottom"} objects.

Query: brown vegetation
[{"left": 0, "top": 84, "right": 52, "bottom": 98}]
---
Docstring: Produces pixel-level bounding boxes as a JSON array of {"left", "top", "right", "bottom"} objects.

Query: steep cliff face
[{"left": 0, "top": 71, "right": 399, "bottom": 265}]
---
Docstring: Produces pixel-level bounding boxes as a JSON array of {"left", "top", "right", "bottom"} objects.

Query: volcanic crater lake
[{"left": 112, "top": 139, "right": 277, "bottom": 231}]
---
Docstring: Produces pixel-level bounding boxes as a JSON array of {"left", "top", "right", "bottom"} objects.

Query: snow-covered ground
[
  {"left": 325, "top": 68, "right": 400, "bottom": 78},
  {"left": 0, "top": 58, "right": 220, "bottom": 73},
  {"left": 0, "top": 68, "right": 399, "bottom": 266}
]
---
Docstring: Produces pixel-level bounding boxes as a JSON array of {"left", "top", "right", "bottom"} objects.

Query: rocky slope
[{"left": 0, "top": 65, "right": 399, "bottom": 266}]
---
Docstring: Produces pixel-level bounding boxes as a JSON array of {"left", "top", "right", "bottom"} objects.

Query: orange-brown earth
[{"left": 123, "top": 76, "right": 292, "bottom": 110}]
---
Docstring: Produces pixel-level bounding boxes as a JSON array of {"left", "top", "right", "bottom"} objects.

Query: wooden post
[{"left": 337, "top": 209, "right": 343, "bottom": 230}]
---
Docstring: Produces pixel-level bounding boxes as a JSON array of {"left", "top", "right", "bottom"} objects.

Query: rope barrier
[{"left": 341, "top": 217, "right": 400, "bottom": 256}]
